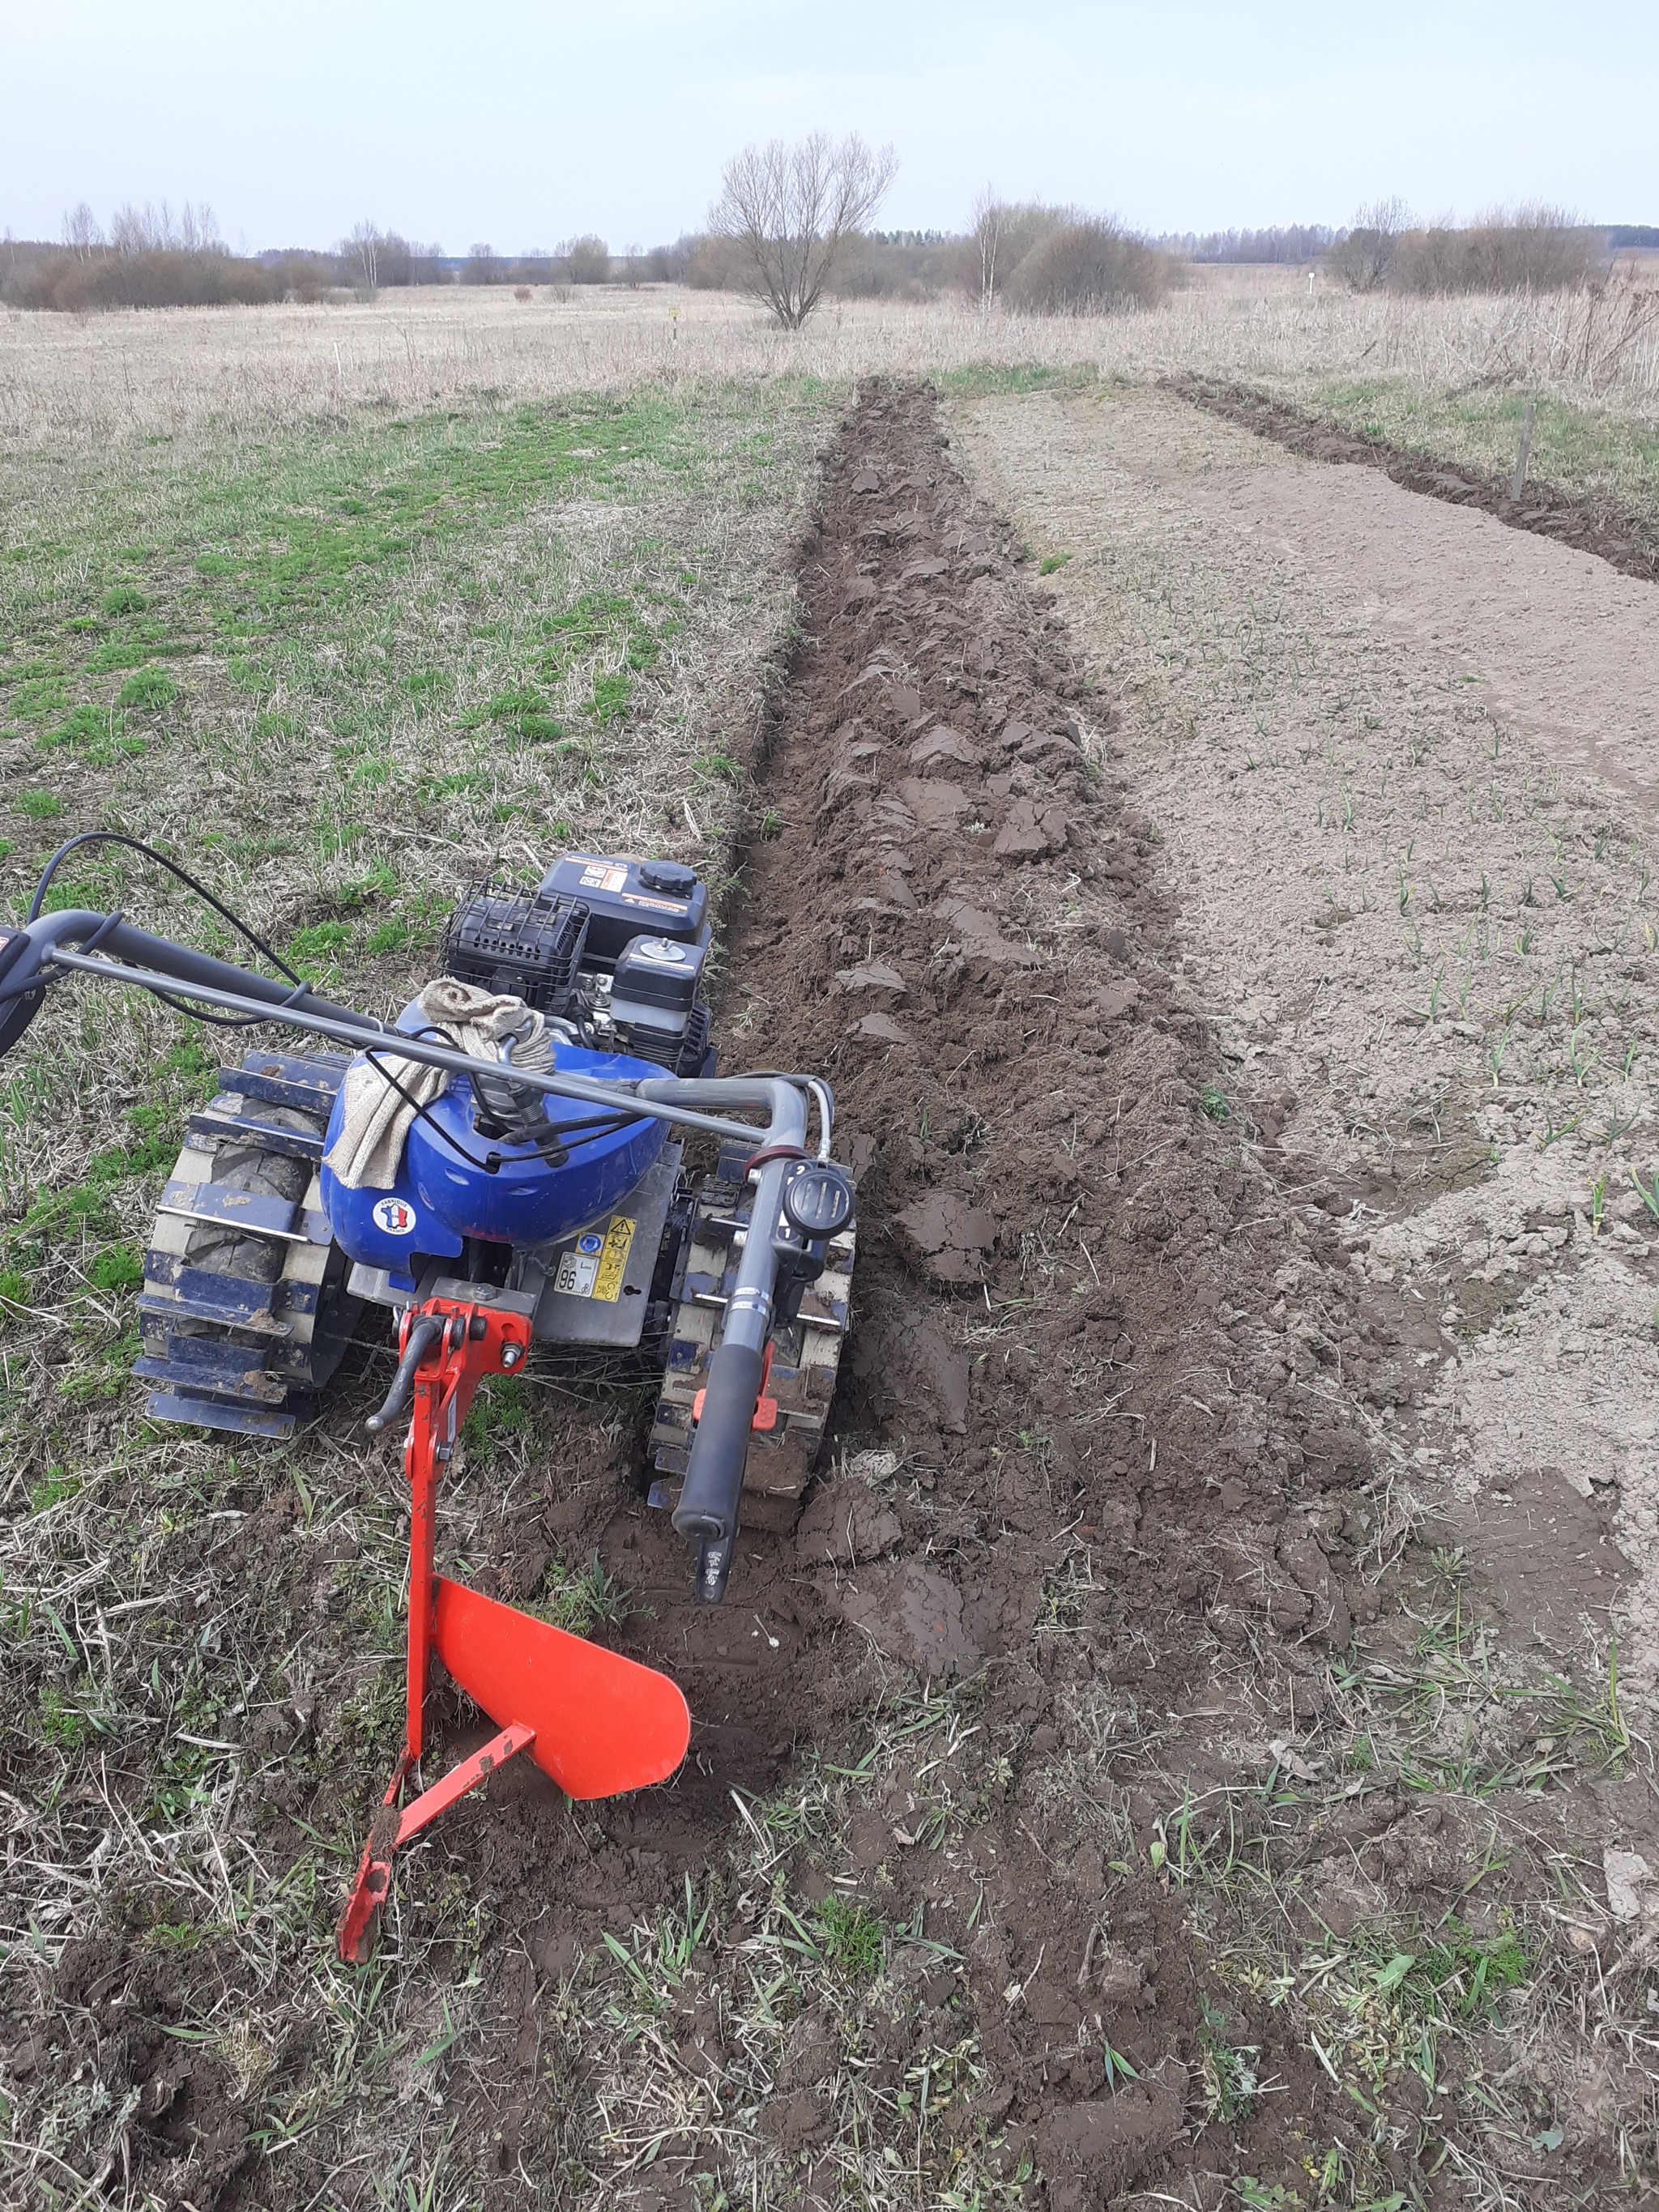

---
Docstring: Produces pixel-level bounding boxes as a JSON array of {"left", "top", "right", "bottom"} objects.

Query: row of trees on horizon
[{"left": 2, "top": 171, "right": 1648, "bottom": 320}]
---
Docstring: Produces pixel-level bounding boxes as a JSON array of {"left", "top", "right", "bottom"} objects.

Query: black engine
[{"left": 439, "top": 852, "right": 714, "bottom": 1076}]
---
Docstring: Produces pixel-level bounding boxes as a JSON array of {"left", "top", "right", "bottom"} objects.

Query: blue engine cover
[{"left": 320, "top": 1009, "right": 667, "bottom": 1274}]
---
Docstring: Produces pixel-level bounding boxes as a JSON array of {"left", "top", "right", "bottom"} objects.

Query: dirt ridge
[{"left": 1169, "top": 371, "right": 1659, "bottom": 584}]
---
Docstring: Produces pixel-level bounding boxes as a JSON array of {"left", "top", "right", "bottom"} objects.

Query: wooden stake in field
[{"left": 1512, "top": 393, "right": 1537, "bottom": 501}]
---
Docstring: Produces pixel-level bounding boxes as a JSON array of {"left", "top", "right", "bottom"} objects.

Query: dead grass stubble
[{"left": 3, "top": 278, "right": 1657, "bottom": 458}]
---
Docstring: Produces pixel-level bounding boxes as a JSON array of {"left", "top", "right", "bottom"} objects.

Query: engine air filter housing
[
  {"left": 611, "top": 934, "right": 706, "bottom": 1042},
  {"left": 439, "top": 883, "right": 589, "bottom": 1012}
]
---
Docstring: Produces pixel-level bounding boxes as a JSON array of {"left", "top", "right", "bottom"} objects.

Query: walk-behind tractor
[{"left": 0, "top": 837, "right": 855, "bottom": 1958}]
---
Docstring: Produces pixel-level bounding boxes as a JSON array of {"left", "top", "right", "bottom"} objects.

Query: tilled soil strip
[
  {"left": 552, "top": 375, "right": 1379, "bottom": 2201},
  {"left": 1168, "top": 372, "right": 1659, "bottom": 585}
]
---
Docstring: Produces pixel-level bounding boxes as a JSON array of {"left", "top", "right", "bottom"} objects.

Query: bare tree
[
  {"left": 711, "top": 131, "right": 898, "bottom": 329},
  {"left": 1327, "top": 196, "right": 1410, "bottom": 292},
  {"left": 564, "top": 235, "right": 611, "bottom": 283},
  {"left": 970, "top": 185, "right": 1004, "bottom": 314},
  {"left": 61, "top": 202, "right": 103, "bottom": 261},
  {"left": 342, "top": 219, "right": 384, "bottom": 294}
]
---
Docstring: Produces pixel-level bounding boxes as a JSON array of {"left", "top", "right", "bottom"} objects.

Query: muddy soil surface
[
  {"left": 21, "top": 381, "right": 1646, "bottom": 2210},
  {"left": 1172, "top": 373, "right": 1659, "bottom": 585}
]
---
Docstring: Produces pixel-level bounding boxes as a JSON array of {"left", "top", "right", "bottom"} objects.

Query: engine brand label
[
  {"left": 372, "top": 1196, "right": 417, "bottom": 1236},
  {"left": 554, "top": 1214, "right": 635, "bottom": 1301}
]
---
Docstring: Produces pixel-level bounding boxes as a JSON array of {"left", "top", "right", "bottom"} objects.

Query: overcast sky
[{"left": 6, "top": 0, "right": 1655, "bottom": 254}]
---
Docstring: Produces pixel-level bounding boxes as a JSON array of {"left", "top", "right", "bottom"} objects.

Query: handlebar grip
[
  {"left": 0, "top": 929, "right": 47, "bottom": 1058},
  {"left": 672, "top": 1337, "right": 765, "bottom": 1548}
]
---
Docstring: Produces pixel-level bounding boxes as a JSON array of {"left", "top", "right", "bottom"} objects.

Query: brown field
[{"left": 3, "top": 280, "right": 1659, "bottom": 2210}]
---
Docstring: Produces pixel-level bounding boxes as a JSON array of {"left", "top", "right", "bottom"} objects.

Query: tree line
[{"left": 1, "top": 173, "right": 1636, "bottom": 318}]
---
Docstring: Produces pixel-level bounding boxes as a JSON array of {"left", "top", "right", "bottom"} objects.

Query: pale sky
[{"left": 6, "top": 0, "right": 1655, "bottom": 254}]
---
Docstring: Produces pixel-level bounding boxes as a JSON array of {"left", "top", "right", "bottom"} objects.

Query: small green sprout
[{"left": 815, "top": 1894, "right": 883, "bottom": 1978}]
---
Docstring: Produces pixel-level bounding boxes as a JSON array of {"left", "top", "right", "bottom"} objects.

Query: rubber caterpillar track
[{"left": 137, "top": 1051, "right": 362, "bottom": 1439}]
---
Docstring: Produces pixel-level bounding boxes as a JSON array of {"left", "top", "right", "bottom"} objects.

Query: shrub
[
  {"left": 271, "top": 254, "right": 330, "bottom": 304},
  {"left": 1325, "top": 198, "right": 1410, "bottom": 292},
  {"left": 6, "top": 248, "right": 277, "bottom": 311},
  {"left": 1003, "top": 215, "right": 1173, "bottom": 315},
  {"left": 1326, "top": 202, "right": 1604, "bottom": 296},
  {"left": 1392, "top": 208, "right": 1604, "bottom": 295}
]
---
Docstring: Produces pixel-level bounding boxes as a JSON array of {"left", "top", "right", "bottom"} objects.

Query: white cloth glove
[{"left": 322, "top": 978, "right": 556, "bottom": 1191}]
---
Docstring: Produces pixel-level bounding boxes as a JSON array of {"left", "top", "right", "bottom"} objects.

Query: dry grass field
[
  {"left": 5, "top": 273, "right": 1657, "bottom": 484},
  {"left": 4, "top": 278, "right": 1659, "bottom": 2210}
]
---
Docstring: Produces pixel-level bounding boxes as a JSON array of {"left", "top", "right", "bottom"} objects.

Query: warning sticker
[
  {"left": 594, "top": 1214, "right": 636, "bottom": 1300},
  {"left": 553, "top": 1215, "right": 636, "bottom": 1301},
  {"left": 618, "top": 892, "right": 688, "bottom": 914},
  {"left": 579, "top": 864, "right": 629, "bottom": 893}
]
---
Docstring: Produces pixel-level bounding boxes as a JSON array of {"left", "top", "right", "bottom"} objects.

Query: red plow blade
[
  {"left": 336, "top": 1295, "right": 692, "bottom": 1963},
  {"left": 433, "top": 1576, "right": 689, "bottom": 1798}
]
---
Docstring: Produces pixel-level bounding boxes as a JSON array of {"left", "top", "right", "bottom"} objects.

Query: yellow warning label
[{"left": 592, "top": 1214, "right": 636, "bottom": 1302}]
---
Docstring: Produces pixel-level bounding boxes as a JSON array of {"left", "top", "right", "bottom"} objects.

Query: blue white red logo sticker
[{"left": 373, "top": 1196, "right": 417, "bottom": 1236}]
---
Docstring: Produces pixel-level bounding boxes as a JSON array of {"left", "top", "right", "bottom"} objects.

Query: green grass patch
[
  {"left": 287, "top": 920, "right": 352, "bottom": 975},
  {"left": 38, "top": 1686, "right": 91, "bottom": 1750},
  {"left": 536, "top": 1555, "right": 630, "bottom": 1639},
  {"left": 9, "top": 675, "right": 68, "bottom": 724},
  {"left": 117, "top": 667, "right": 179, "bottom": 713},
  {"left": 88, "top": 1244, "right": 144, "bottom": 1293},
  {"left": 45, "top": 702, "right": 118, "bottom": 749},
  {"left": 460, "top": 1371, "right": 535, "bottom": 1451},
  {"left": 1294, "top": 375, "right": 1659, "bottom": 537},
  {"left": 937, "top": 360, "right": 1101, "bottom": 398},
  {"left": 815, "top": 1894, "right": 884, "bottom": 1977},
  {"left": 28, "top": 1467, "right": 80, "bottom": 1514}
]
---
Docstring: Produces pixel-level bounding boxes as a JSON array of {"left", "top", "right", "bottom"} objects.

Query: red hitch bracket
[{"left": 337, "top": 1296, "right": 690, "bottom": 1963}]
